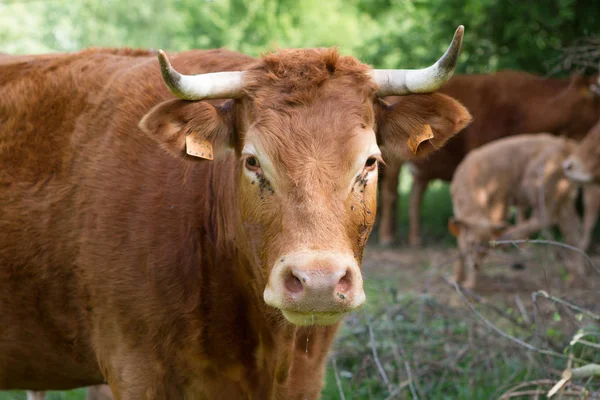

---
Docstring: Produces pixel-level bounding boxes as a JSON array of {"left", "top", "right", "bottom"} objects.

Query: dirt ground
[{"left": 360, "top": 241, "right": 600, "bottom": 316}]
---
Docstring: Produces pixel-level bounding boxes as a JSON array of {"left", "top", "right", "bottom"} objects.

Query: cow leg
[
  {"left": 106, "top": 376, "right": 178, "bottom": 400},
  {"left": 87, "top": 384, "right": 114, "bottom": 400},
  {"left": 557, "top": 203, "right": 582, "bottom": 247},
  {"left": 26, "top": 392, "right": 46, "bottom": 400},
  {"left": 462, "top": 255, "right": 480, "bottom": 290},
  {"left": 452, "top": 253, "right": 466, "bottom": 284},
  {"left": 98, "top": 354, "right": 180, "bottom": 400},
  {"left": 580, "top": 185, "right": 600, "bottom": 251},
  {"left": 378, "top": 159, "right": 402, "bottom": 246},
  {"left": 408, "top": 176, "right": 428, "bottom": 247},
  {"left": 515, "top": 205, "right": 527, "bottom": 225},
  {"left": 499, "top": 216, "right": 544, "bottom": 241},
  {"left": 557, "top": 203, "right": 586, "bottom": 282}
]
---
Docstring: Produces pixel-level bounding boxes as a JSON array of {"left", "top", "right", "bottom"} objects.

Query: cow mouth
[
  {"left": 281, "top": 310, "right": 346, "bottom": 326},
  {"left": 563, "top": 157, "right": 593, "bottom": 184},
  {"left": 564, "top": 169, "right": 593, "bottom": 184}
]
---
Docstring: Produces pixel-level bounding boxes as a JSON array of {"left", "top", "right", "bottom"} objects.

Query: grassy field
[
  {"left": 0, "top": 392, "right": 86, "bottom": 400},
  {"left": 2, "top": 166, "right": 599, "bottom": 399}
]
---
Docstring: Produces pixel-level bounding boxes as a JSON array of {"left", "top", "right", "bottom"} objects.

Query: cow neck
[{"left": 528, "top": 80, "right": 599, "bottom": 138}]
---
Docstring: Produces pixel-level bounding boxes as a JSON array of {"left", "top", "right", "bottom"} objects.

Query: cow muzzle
[
  {"left": 263, "top": 251, "right": 365, "bottom": 326},
  {"left": 562, "top": 156, "right": 593, "bottom": 183}
]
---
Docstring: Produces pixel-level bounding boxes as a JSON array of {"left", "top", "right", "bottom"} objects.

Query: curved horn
[
  {"left": 157, "top": 50, "right": 245, "bottom": 100},
  {"left": 370, "top": 25, "right": 464, "bottom": 96}
]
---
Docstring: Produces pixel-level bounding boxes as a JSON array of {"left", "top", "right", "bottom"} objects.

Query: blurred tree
[
  {"left": 426, "top": 0, "right": 599, "bottom": 74},
  {"left": 0, "top": 0, "right": 598, "bottom": 75}
]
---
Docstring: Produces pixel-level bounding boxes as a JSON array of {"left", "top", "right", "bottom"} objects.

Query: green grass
[
  {"left": 0, "top": 390, "right": 86, "bottom": 400},
  {"left": 318, "top": 272, "right": 600, "bottom": 399},
  {"left": 319, "top": 275, "right": 543, "bottom": 400}
]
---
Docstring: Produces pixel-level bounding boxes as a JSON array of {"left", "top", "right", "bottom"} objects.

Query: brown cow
[
  {"left": 563, "top": 119, "right": 600, "bottom": 250},
  {"left": 448, "top": 134, "right": 586, "bottom": 289},
  {"left": 0, "top": 28, "right": 471, "bottom": 398},
  {"left": 564, "top": 117, "right": 600, "bottom": 184},
  {"left": 378, "top": 71, "right": 600, "bottom": 247}
]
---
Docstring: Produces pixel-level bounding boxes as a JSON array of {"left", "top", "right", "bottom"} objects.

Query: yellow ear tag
[
  {"left": 448, "top": 218, "right": 460, "bottom": 237},
  {"left": 408, "top": 124, "right": 434, "bottom": 155},
  {"left": 186, "top": 132, "right": 214, "bottom": 160}
]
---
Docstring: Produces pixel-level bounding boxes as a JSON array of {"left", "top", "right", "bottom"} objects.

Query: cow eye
[
  {"left": 245, "top": 156, "right": 261, "bottom": 172},
  {"left": 364, "top": 157, "right": 378, "bottom": 172}
]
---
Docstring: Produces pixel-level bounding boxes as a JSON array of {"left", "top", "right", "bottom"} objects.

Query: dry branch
[{"left": 489, "top": 239, "right": 600, "bottom": 275}]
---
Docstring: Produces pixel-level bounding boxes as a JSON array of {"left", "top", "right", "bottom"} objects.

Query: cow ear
[
  {"left": 139, "top": 99, "right": 235, "bottom": 160},
  {"left": 448, "top": 217, "right": 462, "bottom": 237},
  {"left": 376, "top": 93, "right": 472, "bottom": 161}
]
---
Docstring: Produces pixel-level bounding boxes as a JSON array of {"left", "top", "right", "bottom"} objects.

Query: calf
[
  {"left": 564, "top": 117, "right": 600, "bottom": 184},
  {"left": 449, "top": 134, "right": 586, "bottom": 289}
]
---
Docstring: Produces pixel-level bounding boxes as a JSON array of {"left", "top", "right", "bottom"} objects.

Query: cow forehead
[
  {"left": 244, "top": 114, "right": 379, "bottom": 192},
  {"left": 243, "top": 48, "right": 377, "bottom": 110}
]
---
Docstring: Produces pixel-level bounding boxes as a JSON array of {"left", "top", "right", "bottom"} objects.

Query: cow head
[
  {"left": 589, "top": 73, "right": 600, "bottom": 96},
  {"left": 555, "top": 73, "right": 600, "bottom": 137},
  {"left": 563, "top": 118, "right": 600, "bottom": 184},
  {"left": 140, "top": 27, "right": 472, "bottom": 326}
]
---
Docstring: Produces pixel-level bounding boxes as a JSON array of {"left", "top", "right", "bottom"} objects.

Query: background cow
[
  {"left": 564, "top": 117, "right": 600, "bottom": 185},
  {"left": 378, "top": 71, "right": 600, "bottom": 247},
  {"left": 448, "top": 134, "right": 586, "bottom": 289},
  {"left": 0, "top": 29, "right": 471, "bottom": 398}
]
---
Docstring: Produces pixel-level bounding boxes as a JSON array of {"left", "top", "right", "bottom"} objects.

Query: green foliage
[
  {"left": 0, "top": 389, "right": 86, "bottom": 400},
  {"left": 1, "top": 0, "right": 598, "bottom": 74},
  {"left": 429, "top": 0, "right": 600, "bottom": 74}
]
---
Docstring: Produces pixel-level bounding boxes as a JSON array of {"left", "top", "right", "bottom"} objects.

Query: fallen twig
[
  {"left": 331, "top": 356, "right": 346, "bottom": 400},
  {"left": 445, "top": 277, "right": 586, "bottom": 363},
  {"left": 368, "top": 322, "right": 393, "bottom": 393},
  {"left": 489, "top": 239, "right": 600, "bottom": 275},
  {"left": 534, "top": 290, "right": 600, "bottom": 321}
]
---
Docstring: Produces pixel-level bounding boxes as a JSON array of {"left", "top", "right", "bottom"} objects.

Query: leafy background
[{"left": 2, "top": 0, "right": 598, "bottom": 74}]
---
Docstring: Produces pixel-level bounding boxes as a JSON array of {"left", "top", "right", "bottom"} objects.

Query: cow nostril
[
  {"left": 336, "top": 269, "right": 352, "bottom": 293},
  {"left": 284, "top": 270, "right": 304, "bottom": 294}
]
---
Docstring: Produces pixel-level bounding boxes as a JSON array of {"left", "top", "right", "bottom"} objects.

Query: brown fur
[
  {"left": 0, "top": 47, "right": 470, "bottom": 398},
  {"left": 448, "top": 134, "right": 586, "bottom": 289},
  {"left": 566, "top": 117, "right": 600, "bottom": 183},
  {"left": 378, "top": 71, "right": 600, "bottom": 246}
]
